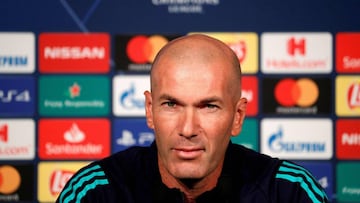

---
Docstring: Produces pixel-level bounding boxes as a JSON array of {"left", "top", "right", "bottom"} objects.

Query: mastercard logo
[
  {"left": 126, "top": 35, "right": 169, "bottom": 64},
  {"left": 274, "top": 78, "right": 319, "bottom": 107},
  {"left": 0, "top": 165, "right": 21, "bottom": 194}
]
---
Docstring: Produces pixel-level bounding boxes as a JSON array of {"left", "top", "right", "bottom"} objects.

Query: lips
[{"left": 172, "top": 147, "right": 204, "bottom": 160}]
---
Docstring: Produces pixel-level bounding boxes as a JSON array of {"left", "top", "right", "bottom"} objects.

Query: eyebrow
[{"left": 158, "top": 94, "right": 223, "bottom": 105}]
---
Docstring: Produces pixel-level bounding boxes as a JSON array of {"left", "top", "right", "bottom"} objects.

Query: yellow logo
[
  {"left": 189, "top": 32, "right": 258, "bottom": 74},
  {"left": 336, "top": 76, "right": 360, "bottom": 116},
  {"left": 37, "top": 161, "right": 89, "bottom": 202}
]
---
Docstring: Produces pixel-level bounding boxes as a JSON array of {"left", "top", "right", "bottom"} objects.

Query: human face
[{"left": 144, "top": 58, "right": 246, "bottom": 182}]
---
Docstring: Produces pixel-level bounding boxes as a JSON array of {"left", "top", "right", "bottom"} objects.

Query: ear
[
  {"left": 231, "top": 97, "right": 247, "bottom": 136},
  {"left": 144, "top": 90, "right": 154, "bottom": 129}
]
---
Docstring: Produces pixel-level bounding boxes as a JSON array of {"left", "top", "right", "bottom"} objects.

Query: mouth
[{"left": 172, "top": 147, "right": 205, "bottom": 160}]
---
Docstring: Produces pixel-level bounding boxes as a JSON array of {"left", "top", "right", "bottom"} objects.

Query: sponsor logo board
[
  {"left": 241, "top": 76, "right": 258, "bottom": 116},
  {"left": 38, "top": 118, "right": 110, "bottom": 160},
  {"left": 0, "top": 119, "right": 35, "bottom": 160},
  {"left": 336, "top": 33, "right": 360, "bottom": 73},
  {"left": 0, "top": 76, "right": 35, "bottom": 116},
  {"left": 39, "top": 33, "right": 110, "bottom": 73},
  {"left": 260, "top": 118, "right": 333, "bottom": 159},
  {"left": 336, "top": 76, "right": 360, "bottom": 116},
  {"left": 231, "top": 118, "right": 258, "bottom": 151},
  {"left": 337, "top": 162, "right": 360, "bottom": 202},
  {"left": 262, "top": 77, "right": 331, "bottom": 115},
  {"left": 112, "top": 118, "right": 154, "bottom": 152},
  {"left": 0, "top": 32, "right": 35, "bottom": 73},
  {"left": 0, "top": 164, "right": 34, "bottom": 201},
  {"left": 113, "top": 75, "right": 150, "bottom": 116},
  {"left": 38, "top": 161, "right": 88, "bottom": 202},
  {"left": 114, "top": 34, "right": 181, "bottom": 72},
  {"left": 39, "top": 75, "right": 110, "bottom": 116},
  {"left": 261, "top": 32, "right": 332, "bottom": 74},
  {"left": 336, "top": 119, "right": 360, "bottom": 159},
  {"left": 191, "top": 32, "right": 258, "bottom": 74},
  {"left": 296, "top": 162, "right": 333, "bottom": 200}
]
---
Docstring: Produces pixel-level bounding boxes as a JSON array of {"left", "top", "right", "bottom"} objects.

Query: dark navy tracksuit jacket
[{"left": 56, "top": 142, "right": 328, "bottom": 203}]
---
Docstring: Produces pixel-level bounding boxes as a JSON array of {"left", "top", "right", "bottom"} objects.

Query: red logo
[
  {"left": 347, "top": 83, "right": 360, "bottom": 109},
  {"left": 287, "top": 37, "right": 306, "bottom": 56},
  {"left": 336, "top": 33, "right": 360, "bottom": 73},
  {"left": 0, "top": 124, "right": 8, "bottom": 142},
  {"left": 38, "top": 119, "right": 110, "bottom": 160},
  {"left": 228, "top": 40, "right": 247, "bottom": 63},
  {"left": 274, "top": 78, "right": 319, "bottom": 107},
  {"left": 241, "top": 76, "right": 258, "bottom": 116},
  {"left": 126, "top": 35, "right": 168, "bottom": 64},
  {"left": 39, "top": 33, "right": 110, "bottom": 73},
  {"left": 50, "top": 169, "right": 74, "bottom": 196},
  {"left": 336, "top": 119, "right": 360, "bottom": 159}
]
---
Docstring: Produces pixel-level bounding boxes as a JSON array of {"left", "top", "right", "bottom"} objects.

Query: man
[{"left": 56, "top": 34, "right": 328, "bottom": 203}]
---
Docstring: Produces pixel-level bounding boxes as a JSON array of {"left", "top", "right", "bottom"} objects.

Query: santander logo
[
  {"left": 347, "top": 83, "right": 360, "bottom": 109},
  {"left": 63, "top": 123, "right": 85, "bottom": 143}
]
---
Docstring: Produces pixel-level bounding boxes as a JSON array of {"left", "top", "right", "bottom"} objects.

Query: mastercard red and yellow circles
[
  {"left": 0, "top": 165, "right": 21, "bottom": 194},
  {"left": 126, "top": 35, "right": 169, "bottom": 64},
  {"left": 275, "top": 78, "right": 319, "bottom": 107}
]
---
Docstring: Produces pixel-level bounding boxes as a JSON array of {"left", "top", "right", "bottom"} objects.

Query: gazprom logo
[
  {"left": 0, "top": 32, "right": 35, "bottom": 73},
  {"left": 113, "top": 75, "right": 150, "bottom": 116},
  {"left": 120, "top": 83, "right": 145, "bottom": 109},
  {"left": 268, "top": 127, "right": 326, "bottom": 153},
  {"left": 261, "top": 118, "right": 333, "bottom": 160}
]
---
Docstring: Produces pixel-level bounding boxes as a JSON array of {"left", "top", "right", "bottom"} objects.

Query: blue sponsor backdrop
[{"left": 1, "top": 0, "right": 360, "bottom": 202}]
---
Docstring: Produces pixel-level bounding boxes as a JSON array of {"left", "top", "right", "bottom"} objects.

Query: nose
[{"left": 178, "top": 108, "right": 199, "bottom": 139}]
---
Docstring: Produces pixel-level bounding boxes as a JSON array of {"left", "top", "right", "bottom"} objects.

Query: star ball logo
[
  {"left": 114, "top": 34, "right": 181, "bottom": 72},
  {"left": 262, "top": 77, "right": 331, "bottom": 115}
]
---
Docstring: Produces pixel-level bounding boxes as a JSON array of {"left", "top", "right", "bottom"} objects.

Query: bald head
[
  {"left": 152, "top": 34, "right": 241, "bottom": 79},
  {"left": 150, "top": 34, "right": 242, "bottom": 99}
]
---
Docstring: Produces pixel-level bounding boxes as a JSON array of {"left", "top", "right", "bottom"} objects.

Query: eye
[
  {"left": 162, "top": 101, "right": 176, "bottom": 107},
  {"left": 205, "top": 104, "right": 218, "bottom": 109}
]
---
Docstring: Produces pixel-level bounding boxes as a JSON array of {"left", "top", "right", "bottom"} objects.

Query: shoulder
[
  {"left": 272, "top": 161, "right": 328, "bottom": 203},
  {"left": 56, "top": 162, "right": 111, "bottom": 203},
  {"left": 56, "top": 145, "right": 157, "bottom": 203}
]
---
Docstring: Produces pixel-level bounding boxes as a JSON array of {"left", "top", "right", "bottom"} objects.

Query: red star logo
[{"left": 69, "top": 82, "right": 81, "bottom": 98}]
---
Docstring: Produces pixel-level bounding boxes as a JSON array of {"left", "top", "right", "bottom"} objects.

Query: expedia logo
[
  {"left": 262, "top": 77, "right": 331, "bottom": 115},
  {"left": 114, "top": 34, "right": 181, "bottom": 71}
]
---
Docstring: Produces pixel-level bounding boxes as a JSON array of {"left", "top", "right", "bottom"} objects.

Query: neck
[{"left": 159, "top": 163, "right": 222, "bottom": 200}]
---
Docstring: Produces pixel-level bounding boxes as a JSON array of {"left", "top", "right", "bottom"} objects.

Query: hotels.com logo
[
  {"left": 39, "top": 33, "right": 110, "bottom": 73},
  {"left": 50, "top": 169, "right": 74, "bottom": 196},
  {"left": 0, "top": 124, "right": 8, "bottom": 142},
  {"left": 287, "top": 37, "right": 306, "bottom": 56},
  {"left": 347, "top": 83, "right": 360, "bottom": 109},
  {"left": 261, "top": 32, "right": 332, "bottom": 74}
]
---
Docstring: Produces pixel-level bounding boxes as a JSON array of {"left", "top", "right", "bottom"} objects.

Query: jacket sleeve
[
  {"left": 55, "top": 163, "right": 114, "bottom": 203},
  {"left": 271, "top": 161, "right": 329, "bottom": 203}
]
